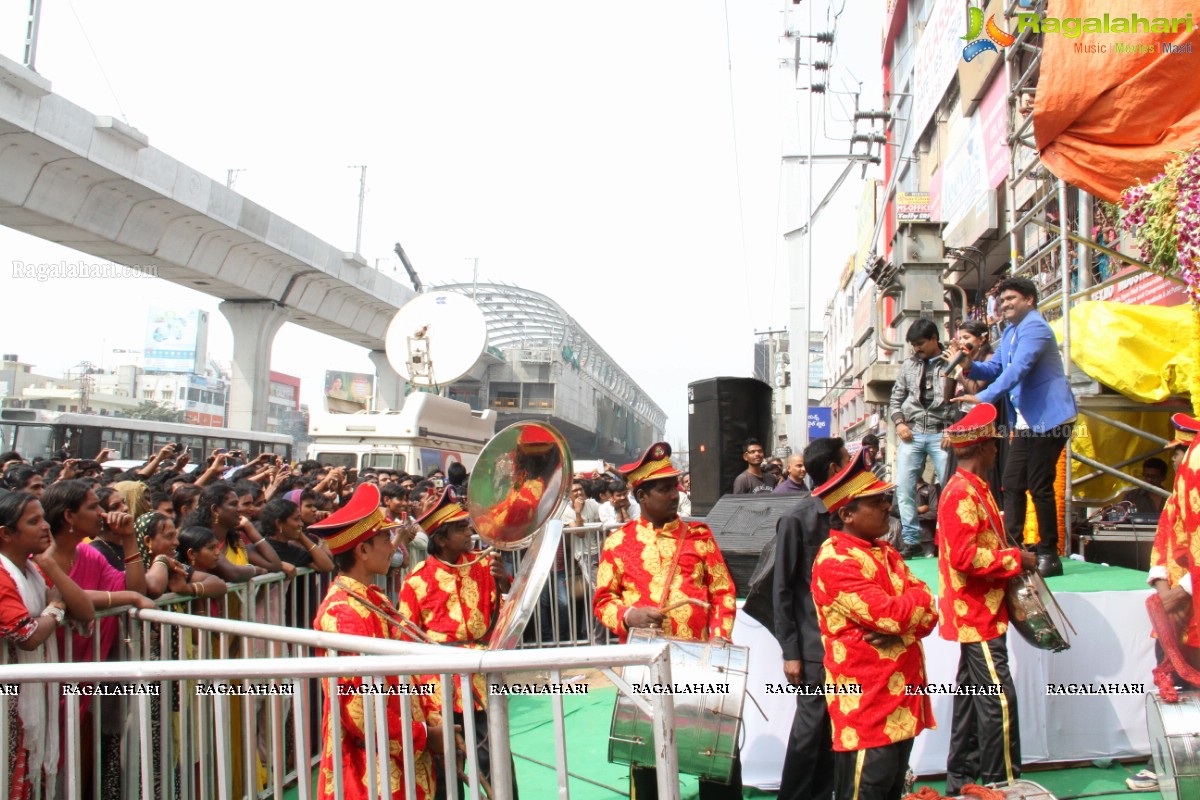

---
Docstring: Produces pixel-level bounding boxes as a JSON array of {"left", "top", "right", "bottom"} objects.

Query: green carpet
[
  {"left": 904, "top": 554, "right": 1150, "bottom": 593},
  {"left": 912, "top": 762, "right": 1161, "bottom": 799}
]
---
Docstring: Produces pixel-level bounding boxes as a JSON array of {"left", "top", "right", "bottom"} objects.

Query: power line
[
  {"left": 721, "top": 0, "right": 754, "bottom": 323},
  {"left": 66, "top": 0, "right": 128, "bottom": 124}
]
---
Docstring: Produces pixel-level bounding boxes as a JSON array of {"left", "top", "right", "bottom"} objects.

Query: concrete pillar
[
  {"left": 220, "top": 300, "right": 288, "bottom": 432},
  {"left": 369, "top": 350, "right": 408, "bottom": 411}
]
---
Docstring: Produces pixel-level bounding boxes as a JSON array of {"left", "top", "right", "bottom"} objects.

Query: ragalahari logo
[
  {"left": 960, "top": 1, "right": 1036, "bottom": 61},
  {"left": 961, "top": 7, "right": 1016, "bottom": 61}
]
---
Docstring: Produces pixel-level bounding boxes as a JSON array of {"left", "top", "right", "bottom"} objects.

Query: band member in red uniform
[
  {"left": 474, "top": 426, "right": 555, "bottom": 541},
  {"left": 810, "top": 449, "right": 937, "bottom": 800},
  {"left": 1149, "top": 413, "right": 1200, "bottom": 665},
  {"left": 592, "top": 441, "right": 740, "bottom": 799},
  {"left": 310, "top": 484, "right": 445, "bottom": 800},
  {"left": 937, "top": 403, "right": 1037, "bottom": 794},
  {"left": 399, "top": 488, "right": 514, "bottom": 799}
]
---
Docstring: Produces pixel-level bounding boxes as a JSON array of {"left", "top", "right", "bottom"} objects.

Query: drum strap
[
  {"left": 1146, "top": 593, "right": 1200, "bottom": 702},
  {"left": 334, "top": 579, "right": 434, "bottom": 644},
  {"left": 656, "top": 521, "right": 689, "bottom": 612}
]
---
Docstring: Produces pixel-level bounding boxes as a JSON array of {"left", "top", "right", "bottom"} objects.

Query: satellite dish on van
[{"left": 384, "top": 291, "right": 488, "bottom": 386}]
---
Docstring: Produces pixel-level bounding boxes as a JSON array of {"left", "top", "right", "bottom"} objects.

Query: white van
[{"left": 307, "top": 393, "right": 497, "bottom": 477}]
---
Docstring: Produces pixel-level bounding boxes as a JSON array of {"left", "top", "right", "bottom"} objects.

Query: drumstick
[
  {"left": 661, "top": 598, "right": 710, "bottom": 613},
  {"left": 454, "top": 732, "right": 494, "bottom": 800}
]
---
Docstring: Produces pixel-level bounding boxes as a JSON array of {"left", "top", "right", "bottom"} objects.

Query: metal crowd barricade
[
  {"left": 505, "top": 521, "right": 622, "bottom": 649},
  {"left": 2, "top": 604, "right": 680, "bottom": 800}
]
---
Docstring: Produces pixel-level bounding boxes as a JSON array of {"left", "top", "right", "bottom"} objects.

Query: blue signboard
[{"left": 807, "top": 407, "right": 833, "bottom": 442}]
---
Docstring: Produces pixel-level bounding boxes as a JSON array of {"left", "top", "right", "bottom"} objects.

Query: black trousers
[
  {"left": 1003, "top": 430, "right": 1069, "bottom": 554},
  {"left": 631, "top": 750, "right": 742, "bottom": 800},
  {"left": 778, "top": 660, "right": 835, "bottom": 800},
  {"left": 832, "top": 738, "right": 914, "bottom": 800},
  {"left": 945, "top": 636, "right": 1021, "bottom": 794},
  {"left": 433, "top": 706, "right": 519, "bottom": 800}
]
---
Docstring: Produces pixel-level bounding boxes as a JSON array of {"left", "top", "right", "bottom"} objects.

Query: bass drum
[
  {"left": 608, "top": 629, "right": 748, "bottom": 783},
  {"left": 1147, "top": 690, "right": 1200, "bottom": 800}
]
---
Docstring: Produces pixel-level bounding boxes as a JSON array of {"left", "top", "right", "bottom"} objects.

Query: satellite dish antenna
[{"left": 384, "top": 291, "right": 488, "bottom": 386}]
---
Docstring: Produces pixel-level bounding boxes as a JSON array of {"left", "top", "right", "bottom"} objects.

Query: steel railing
[
  {"left": 2, "top": 526, "right": 671, "bottom": 800},
  {"left": 3, "top": 601, "right": 679, "bottom": 800}
]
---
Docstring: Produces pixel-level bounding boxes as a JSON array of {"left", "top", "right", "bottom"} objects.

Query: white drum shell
[
  {"left": 608, "top": 630, "right": 749, "bottom": 783},
  {"left": 1148, "top": 690, "right": 1200, "bottom": 800}
]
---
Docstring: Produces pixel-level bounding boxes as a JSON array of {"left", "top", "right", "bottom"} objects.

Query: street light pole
[
  {"left": 349, "top": 165, "right": 367, "bottom": 257},
  {"left": 23, "top": 0, "right": 43, "bottom": 70}
]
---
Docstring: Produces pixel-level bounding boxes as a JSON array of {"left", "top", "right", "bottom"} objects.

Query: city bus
[{"left": 0, "top": 409, "right": 293, "bottom": 463}]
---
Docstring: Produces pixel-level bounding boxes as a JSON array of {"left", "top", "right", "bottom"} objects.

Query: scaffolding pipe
[
  {"left": 1069, "top": 451, "right": 1173, "bottom": 498},
  {"left": 1058, "top": 177, "right": 1075, "bottom": 554},
  {"left": 1077, "top": 188, "right": 1093, "bottom": 291},
  {"left": 1083, "top": 410, "right": 1175, "bottom": 445},
  {"left": 1027, "top": 216, "right": 1188, "bottom": 287}
]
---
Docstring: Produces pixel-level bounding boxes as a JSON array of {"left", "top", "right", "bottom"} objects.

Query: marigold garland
[
  {"left": 1022, "top": 448, "right": 1068, "bottom": 555},
  {"left": 1120, "top": 146, "right": 1200, "bottom": 414}
]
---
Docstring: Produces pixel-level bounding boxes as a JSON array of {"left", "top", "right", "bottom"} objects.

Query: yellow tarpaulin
[
  {"left": 1052, "top": 301, "right": 1198, "bottom": 501},
  {"left": 1060, "top": 300, "right": 1197, "bottom": 403}
]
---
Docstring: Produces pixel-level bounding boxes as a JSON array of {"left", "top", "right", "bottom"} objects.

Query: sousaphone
[{"left": 467, "top": 421, "right": 572, "bottom": 649}]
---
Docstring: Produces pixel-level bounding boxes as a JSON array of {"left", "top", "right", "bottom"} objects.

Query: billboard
[
  {"left": 941, "top": 104, "right": 998, "bottom": 248},
  {"left": 145, "top": 308, "right": 207, "bottom": 373},
  {"left": 269, "top": 371, "right": 301, "bottom": 410},
  {"left": 896, "top": 192, "right": 932, "bottom": 222},
  {"left": 324, "top": 370, "right": 374, "bottom": 411}
]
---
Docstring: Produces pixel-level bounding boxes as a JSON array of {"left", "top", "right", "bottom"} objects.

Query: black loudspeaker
[
  {"left": 703, "top": 493, "right": 801, "bottom": 614},
  {"left": 687, "top": 377, "right": 773, "bottom": 516}
]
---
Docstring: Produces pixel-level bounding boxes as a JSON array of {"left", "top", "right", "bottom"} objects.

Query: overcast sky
[{"left": 0, "top": 0, "right": 883, "bottom": 444}]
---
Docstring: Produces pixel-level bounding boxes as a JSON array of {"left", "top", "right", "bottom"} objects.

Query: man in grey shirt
[
  {"left": 733, "top": 438, "right": 778, "bottom": 494},
  {"left": 888, "top": 318, "right": 956, "bottom": 559}
]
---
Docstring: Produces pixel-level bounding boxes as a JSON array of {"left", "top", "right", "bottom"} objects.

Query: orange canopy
[{"left": 1034, "top": 0, "right": 1200, "bottom": 202}]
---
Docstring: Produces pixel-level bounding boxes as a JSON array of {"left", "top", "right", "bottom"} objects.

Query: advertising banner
[
  {"left": 145, "top": 308, "right": 203, "bottom": 373},
  {"left": 807, "top": 407, "right": 833, "bottom": 442}
]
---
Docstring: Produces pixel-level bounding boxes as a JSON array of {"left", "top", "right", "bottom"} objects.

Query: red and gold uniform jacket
[
  {"left": 811, "top": 530, "right": 937, "bottom": 752},
  {"left": 593, "top": 518, "right": 737, "bottom": 643},
  {"left": 313, "top": 577, "right": 435, "bottom": 800},
  {"left": 398, "top": 553, "right": 499, "bottom": 721},
  {"left": 937, "top": 469, "right": 1023, "bottom": 643},
  {"left": 477, "top": 479, "right": 545, "bottom": 541},
  {"left": 1151, "top": 442, "right": 1200, "bottom": 646}
]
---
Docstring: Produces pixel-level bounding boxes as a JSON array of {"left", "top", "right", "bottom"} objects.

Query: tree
[{"left": 124, "top": 401, "right": 185, "bottom": 424}]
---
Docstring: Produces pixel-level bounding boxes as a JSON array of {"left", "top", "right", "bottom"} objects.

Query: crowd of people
[{"left": 0, "top": 443, "right": 487, "bottom": 799}]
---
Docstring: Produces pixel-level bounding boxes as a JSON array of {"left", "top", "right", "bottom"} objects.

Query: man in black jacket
[{"left": 773, "top": 437, "right": 852, "bottom": 800}]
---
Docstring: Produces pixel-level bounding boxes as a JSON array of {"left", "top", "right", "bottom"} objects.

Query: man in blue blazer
[{"left": 954, "top": 276, "right": 1077, "bottom": 577}]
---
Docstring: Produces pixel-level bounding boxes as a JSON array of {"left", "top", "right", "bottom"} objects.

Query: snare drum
[
  {"left": 607, "top": 629, "right": 749, "bottom": 783},
  {"left": 1147, "top": 690, "right": 1200, "bottom": 800}
]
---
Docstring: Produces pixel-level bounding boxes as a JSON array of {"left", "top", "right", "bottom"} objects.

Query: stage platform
[{"left": 505, "top": 686, "right": 1160, "bottom": 799}]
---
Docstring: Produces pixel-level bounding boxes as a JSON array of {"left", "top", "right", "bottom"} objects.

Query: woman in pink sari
[
  {"left": 0, "top": 491, "right": 93, "bottom": 800},
  {"left": 40, "top": 480, "right": 154, "bottom": 797}
]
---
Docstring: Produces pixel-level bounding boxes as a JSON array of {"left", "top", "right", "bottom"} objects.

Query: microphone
[{"left": 944, "top": 342, "right": 976, "bottom": 377}]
